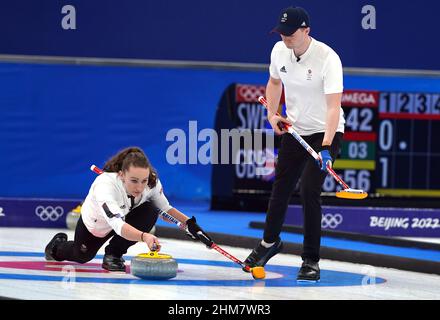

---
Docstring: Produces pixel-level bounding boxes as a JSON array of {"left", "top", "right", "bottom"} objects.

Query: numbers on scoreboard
[
  {"left": 378, "top": 120, "right": 393, "bottom": 151},
  {"left": 381, "top": 92, "right": 440, "bottom": 115},
  {"left": 323, "top": 170, "right": 371, "bottom": 192},
  {"left": 345, "top": 108, "right": 373, "bottom": 131},
  {"left": 380, "top": 92, "right": 394, "bottom": 113},
  {"left": 379, "top": 157, "right": 389, "bottom": 187},
  {"left": 397, "top": 93, "right": 412, "bottom": 113},
  {"left": 347, "top": 142, "right": 368, "bottom": 159},
  {"left": 343, "top": 90, "right": 440, "bottom": 198},
  {"left": 415, "top": 94, "right": 429, "bottom": 114},
  {"left": 432, "top": 94, "right": 440, "bottom": 114},
  {"left": 348, "top": 170, "right": 371, "bottom": 191}
]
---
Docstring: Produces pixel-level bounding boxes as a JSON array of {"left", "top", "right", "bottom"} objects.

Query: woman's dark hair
[{"left": 103, "top": 146, "right": 157, "bottom": 188}]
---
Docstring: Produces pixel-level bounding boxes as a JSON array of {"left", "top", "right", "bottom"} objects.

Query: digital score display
[
  {"left": 211, "top": 85, "right": 440, "bottom": 211},
  {"left": 325, "top": 90, "right": 440, "bottom": 198}
]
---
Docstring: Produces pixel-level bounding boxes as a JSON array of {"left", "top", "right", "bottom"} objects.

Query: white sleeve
[
  {"left": 269, "top": 45, "right": 281, "bottom": 80},
  {"left": 149, "top": 180, "right": 173, "bottom": 213},
  {"left": 322, "top": 51, "right": 344, "bottom": 94},
  {"left": 94, "top": 182, "right": 126, "bottom": 236}
]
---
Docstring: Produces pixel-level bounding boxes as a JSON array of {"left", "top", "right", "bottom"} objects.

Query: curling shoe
[
  {"left": 243, "top": 238, "right": 283, "bottom": 271},
  {"left": 45, "top": 233, "right": 68, "bottom": 261},
  {"left": 297, "top": 258, "right": 320, "bottom": 282},
  {"left": 102, "top": 254, "right": 126, "bottom": 272}
]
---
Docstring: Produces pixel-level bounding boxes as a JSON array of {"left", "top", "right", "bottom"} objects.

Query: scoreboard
[
  {"left": 211, "top": 84, "right": 440, "bottom": 211},
  {"left": 327, "top": 90, "right": 440, "bottom": 198}
]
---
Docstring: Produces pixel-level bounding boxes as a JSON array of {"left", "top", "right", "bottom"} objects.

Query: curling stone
[
  {"left": 130, "top": 251, "right": 178, "bottom": 280},
  {"left": 66, "top": 205, "right": 82, "bottom": 230}
]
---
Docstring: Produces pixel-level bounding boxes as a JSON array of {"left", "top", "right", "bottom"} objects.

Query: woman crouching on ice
[{"left": 44, "top": 146, "right": 212, "bottom": 272}]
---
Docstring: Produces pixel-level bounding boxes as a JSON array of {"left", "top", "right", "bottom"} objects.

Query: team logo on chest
[{"left": 306, "top": 69, "right": 312, "bottom": 81}]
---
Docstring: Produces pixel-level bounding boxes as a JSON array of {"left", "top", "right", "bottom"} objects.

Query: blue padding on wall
[
  {"left": 0, "top": 0, "right": 439, "bottom": 70},
  {"left": 1, "top": 62, "right": 440, "bottom": 200},
  {"left": 0, "top": 62, "right": 267, "bottom": 200}
]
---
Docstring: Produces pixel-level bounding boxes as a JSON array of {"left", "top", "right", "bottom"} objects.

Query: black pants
[
  {"left": 55, "top": 201, "right": 158, "bottom": 263},
  {"left": 263, "top": 132, "right": 343, "bottom": 262}
]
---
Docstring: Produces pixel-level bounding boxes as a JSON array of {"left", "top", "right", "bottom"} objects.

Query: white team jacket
[{"left": 81, "top": 172, "right": 172, "bottom": 237}]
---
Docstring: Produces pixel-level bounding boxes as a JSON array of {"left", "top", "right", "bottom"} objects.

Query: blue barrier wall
[
  {"left": 1, "top": 62, "right": 440, "bottom": 201},
  {"left": 0, "top": 0, "right": 439, "bottom": 70},
  {"left": 0, "top": 62, "right": 268, "bottom": 200}
]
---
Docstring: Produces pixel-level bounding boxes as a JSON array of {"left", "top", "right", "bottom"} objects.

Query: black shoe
[
  {"left": 243, "top": 238, "right": 283, "bottom": 271},
  {"left": 45, "top": 233, "right": 68, "bottom": 261},
  {"left": 102, "top": 254, "right": 126, "bottom": 272},
  {"left": 297, "top": 259, "right": 320, "bottom": 282}
]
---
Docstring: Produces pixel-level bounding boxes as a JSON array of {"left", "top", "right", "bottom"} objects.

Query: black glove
[{"left": 185, "top": 216, "right": 213, "bottom": 248}]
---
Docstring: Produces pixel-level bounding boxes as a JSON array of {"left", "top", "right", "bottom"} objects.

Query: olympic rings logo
[
  {"left": 321, "top": 213, "right": 343, "bottom": 229},
  {"left": 236, "top": 85, "right": 265, "bottom": 102},
  {"left": 35, "top": 206, "right": 64, "bottom": 221}
]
